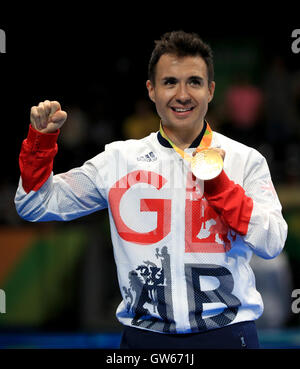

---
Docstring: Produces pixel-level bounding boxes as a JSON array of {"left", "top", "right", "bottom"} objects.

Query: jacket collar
[{"left": 157, "top": 120, "right": 208, "bottom": 148}]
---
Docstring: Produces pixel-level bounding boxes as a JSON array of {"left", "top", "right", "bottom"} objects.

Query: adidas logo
[{"left": 137, "top": 151, "right": 157, "bottom": 162}]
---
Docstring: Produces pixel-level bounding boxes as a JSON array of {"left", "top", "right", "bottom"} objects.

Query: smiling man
[
  {"left": 15, "top": 31, "right": 287, "bottom": 349},
  {"left": 146, "top": 53, "right": 215, "bottom": 150}
]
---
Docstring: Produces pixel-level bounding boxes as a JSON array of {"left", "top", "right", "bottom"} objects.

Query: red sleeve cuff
[
  {"left": 203, "top": 169, "right": 253, "bottom": 236},
  {"left": 26, "top": 124, "right": 60, "bottom": 151},
  {"left": 204, "top": 170, "right": 232, "bottom": 196}
]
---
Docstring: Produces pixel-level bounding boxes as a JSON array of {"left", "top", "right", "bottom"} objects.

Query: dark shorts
[{"left": 120, "top": 321, "right": 260, "bottom": 349}]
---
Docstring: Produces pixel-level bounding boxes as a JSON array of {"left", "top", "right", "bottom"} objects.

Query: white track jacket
[{"left": 15, "top": 122, "right": 287, "bottom": 334}]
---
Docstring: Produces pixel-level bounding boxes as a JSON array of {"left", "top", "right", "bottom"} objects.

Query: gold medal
[
  {"left": 191, "top": 149, "right": 223, "bottom": 180},
  {"left": 159, "top": 121, "right": 223, "bottom": 180}
]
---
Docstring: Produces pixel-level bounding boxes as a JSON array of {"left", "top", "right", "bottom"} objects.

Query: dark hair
[{"left": 148, "top": 30, "right": 214, "bottom": 85}]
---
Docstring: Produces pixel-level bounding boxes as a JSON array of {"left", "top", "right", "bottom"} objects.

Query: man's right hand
[{"left": 30, "top": 100, "right": 67, "bottom": 133}]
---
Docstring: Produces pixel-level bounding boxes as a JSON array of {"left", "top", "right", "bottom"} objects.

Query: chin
[{"left": 165, "top": 117, "right": 200, "bottom": 130}]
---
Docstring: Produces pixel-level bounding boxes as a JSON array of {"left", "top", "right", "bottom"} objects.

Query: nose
[{"left": 175, "top": 82, "right": 191, "bottom": 105}]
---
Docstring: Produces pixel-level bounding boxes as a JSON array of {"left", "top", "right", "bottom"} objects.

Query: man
[{"left": 15, "top": 31, "right": 287, "bottom": 349}]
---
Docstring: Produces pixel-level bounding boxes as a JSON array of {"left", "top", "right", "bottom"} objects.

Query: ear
[
  {"left": 146, "top": 80, "right": 156, "bottom": 103},
  {"left": 208, "top": 81, "right": 215, "bottom": 103}
]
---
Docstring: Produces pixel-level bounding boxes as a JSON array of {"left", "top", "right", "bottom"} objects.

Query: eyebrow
[
  {"left": 162, "top": 76, "right": 178, "bottom": 83},
  {"left": 188, "top": 75, "right": 204, "bottom": 82},
  {"left": 161, "top": 75, "right": 204, "bottom": 83}
]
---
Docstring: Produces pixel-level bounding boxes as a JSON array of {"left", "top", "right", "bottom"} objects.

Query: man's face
[{"left": 146, "top": 54, "right": 215, "bottom": 133}]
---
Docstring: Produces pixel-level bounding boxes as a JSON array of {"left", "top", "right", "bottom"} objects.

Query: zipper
[
  {"left": 239, "top": 333, "right": 247, "bottom": 348},
  {"left": 173, "top": 156, "right": 190, "bottom": 332}
]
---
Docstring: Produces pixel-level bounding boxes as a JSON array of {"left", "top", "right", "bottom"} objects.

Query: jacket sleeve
[
  {"left": 14, "top": 125, "right": 108, "bottom": 222},
  {"left": 204, "top": 150, "right": 287, "bottom": 259}
]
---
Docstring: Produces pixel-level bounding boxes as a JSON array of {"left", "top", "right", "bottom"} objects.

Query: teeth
[{"left": 173, "top": 107, "right": 193, "bottom": 112}]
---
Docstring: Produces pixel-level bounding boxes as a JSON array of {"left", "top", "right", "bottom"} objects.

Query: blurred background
[{"left": 0, "top": 8, "right": 300, "bottom": 348}]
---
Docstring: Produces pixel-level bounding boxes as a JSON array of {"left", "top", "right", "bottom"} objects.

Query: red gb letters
[
  {"left": 109, "top": 170, "right": 232, "bottom": 252},
  {"left": 109, "top": 170, "right": 171, "bottom": 244},
  {"left": 185, "top": 172, "right": 232, "bottom": 253}
]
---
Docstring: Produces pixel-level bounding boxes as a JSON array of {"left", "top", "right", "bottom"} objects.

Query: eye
[
  {"left": 163, "top": 77, "right": 177, "bottom": 86},
  {"left": 189, "top": 77, "right": 203, "bottom": 86}
]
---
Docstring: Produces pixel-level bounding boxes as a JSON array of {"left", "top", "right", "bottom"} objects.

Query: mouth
[{"left": 170, "top": 106, "right": 195, "bottom": 117}]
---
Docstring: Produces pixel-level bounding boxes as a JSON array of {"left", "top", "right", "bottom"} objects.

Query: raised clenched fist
[{"left": 30, "top": 100, "right": 67, "bottom": 133}]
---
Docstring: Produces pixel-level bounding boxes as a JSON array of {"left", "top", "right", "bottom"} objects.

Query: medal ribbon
[{"left": 159, "top": 121, "right": 213, "bottom": 163}]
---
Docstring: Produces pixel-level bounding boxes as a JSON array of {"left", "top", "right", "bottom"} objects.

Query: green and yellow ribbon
[{"left": 159, "top": 120, "right": 213, "bottom": 163}]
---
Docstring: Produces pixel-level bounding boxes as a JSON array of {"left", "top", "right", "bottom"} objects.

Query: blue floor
[
  {"left": 0, "top": 329, "right": 300, "bottom": 349},
  {"left": 258, "top": 329, "right": 300, "bottom": 349},
  {"left": 0, "top": 332, "right": 122, "bottom": 349}
]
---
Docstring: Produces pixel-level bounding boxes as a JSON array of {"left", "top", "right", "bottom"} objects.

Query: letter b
[{"left": 185, "top": 264, "right": 241, "bottom": 332}]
